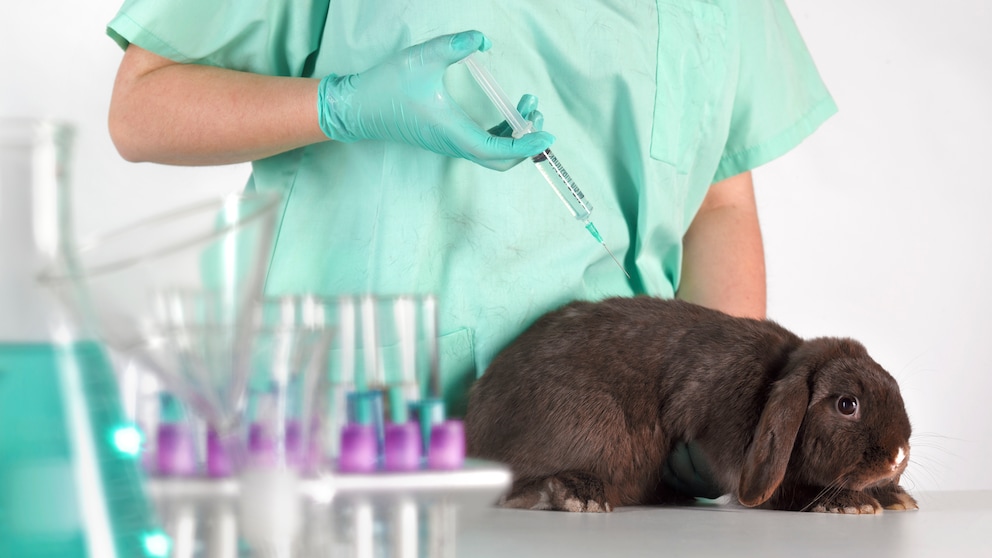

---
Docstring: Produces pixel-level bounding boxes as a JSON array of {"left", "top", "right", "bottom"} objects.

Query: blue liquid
[{"left": 0, "top": 342, "right": 164, "bottom": 557}]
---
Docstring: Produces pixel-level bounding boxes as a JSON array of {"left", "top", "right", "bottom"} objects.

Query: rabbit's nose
[{"left": 891, "top": 446, "right": 908, "bottom": 471}]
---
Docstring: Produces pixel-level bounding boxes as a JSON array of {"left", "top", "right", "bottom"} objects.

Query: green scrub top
[{"left": 108, "top": 0, "right": 836, "bottom": 415}]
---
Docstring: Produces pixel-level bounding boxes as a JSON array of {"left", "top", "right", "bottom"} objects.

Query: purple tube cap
[
  {"left": 286, "top": 419, "right": 322, "bottom": 474},
  {"left": 248, "top": 422, "right": 277, "bottom": 467},
  {"left": 206, "top": 428, "right": 234, "bottom": 477},
  {"left": 338, "top": 423, "right": 379, "bottom": 473},
  {"left": 384, "top": 422, "right": 423, "bottom": 472},
  {"left": 156, "top": 423, "right": 198, "bottom": 476},
  {"left": 428, "top": 420, "right": 465, "bottom": 471}
]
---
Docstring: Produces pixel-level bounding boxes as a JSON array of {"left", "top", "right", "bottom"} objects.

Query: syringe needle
[
  {"left": 600, "top": 241, "right": 630, "bottom": 279},
  {"left": 584, "top": 222, "right": 630, "bottom": 279}
]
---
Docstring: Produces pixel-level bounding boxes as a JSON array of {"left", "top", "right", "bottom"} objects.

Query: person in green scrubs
[{"left": 106, "top": 0, "right": 835, "bottom": 496}]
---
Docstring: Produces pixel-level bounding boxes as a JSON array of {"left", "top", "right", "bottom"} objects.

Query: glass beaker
[{"left": 0, "top": 119, "right": 165, "bottom": 557}]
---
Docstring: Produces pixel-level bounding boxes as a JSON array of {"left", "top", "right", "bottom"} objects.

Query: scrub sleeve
[{"left": 107, "top": 0, "right": 836, "bottom": 416}]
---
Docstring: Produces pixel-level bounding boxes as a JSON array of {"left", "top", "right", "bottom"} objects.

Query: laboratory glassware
[
  {"left": 234, "top": 295, "right": 335, "bottom": 556},
  {"left": 0, "top": 118, "right": 165, "bottom": 557},
  {"left": 330, "top": 295, "right": 458, "bottom": 473},
  {"left": 40, "top": 190, "right": 282, "bottom": 444},
  {"left": 244, "top": 294, "right": 335, "bottom": 474}
]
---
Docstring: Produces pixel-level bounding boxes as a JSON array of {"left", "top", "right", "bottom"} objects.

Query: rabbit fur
[{"left": 464, "top": 297, "right": 917, "bottom": 514}]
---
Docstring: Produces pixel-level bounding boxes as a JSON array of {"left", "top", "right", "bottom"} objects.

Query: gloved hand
[
  {"left": 661, "top": 440, "right": 724, "bottom": 500},
  {"left": 317, "top": 30, "right": 554, "bottom": 171}
]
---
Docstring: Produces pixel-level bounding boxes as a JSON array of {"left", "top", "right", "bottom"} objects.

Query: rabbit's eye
[{"left": 836, "top": 396, "right": 859, "bottom": 416}]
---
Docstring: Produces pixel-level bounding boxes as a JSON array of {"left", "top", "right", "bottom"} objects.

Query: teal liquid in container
[
  {"left": 0, "top": 119, "right": 166, "bottom": 557},
  {"left": 0, "top": 342, "right": 166, "bottom": 557}
]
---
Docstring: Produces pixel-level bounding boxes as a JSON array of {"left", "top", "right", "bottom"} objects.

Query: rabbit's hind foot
[{"left": 499, "top": 471, "right": 613, "bottom": 513}]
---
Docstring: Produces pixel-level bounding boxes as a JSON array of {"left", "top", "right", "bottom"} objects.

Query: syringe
[{"left": 463, "top": 54, "right": 630, "bottom": 279}]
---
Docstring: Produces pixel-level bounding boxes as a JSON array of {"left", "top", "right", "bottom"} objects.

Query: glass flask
[{"left": 0, "top": 118, "right": 166, "bottom": 557}]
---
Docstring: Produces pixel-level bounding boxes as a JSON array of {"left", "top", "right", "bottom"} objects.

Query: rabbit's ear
[{"left": 737, "top": 356, "right": 812, "bottom": 507}]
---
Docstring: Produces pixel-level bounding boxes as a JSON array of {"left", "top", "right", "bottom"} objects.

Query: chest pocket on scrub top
[{"left": 649, "top": 1, "right": 728, "bottom": 173}]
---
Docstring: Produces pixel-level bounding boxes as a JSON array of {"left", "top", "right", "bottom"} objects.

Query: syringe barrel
[
  {"left": 463, "top": 54, "right": 533, "bottom": 137},
  {"left": 532, "top": 149, "right": 593, "bottom": 221},
  {"left": 462, "top": 54, "right": 593, "bottom": 221}
]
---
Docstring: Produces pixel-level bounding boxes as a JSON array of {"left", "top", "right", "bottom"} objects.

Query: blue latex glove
[
  {"left": 661, "top": 440, "right": 724, "bottom": 500},
  {"left": 317, "top": 30, "right": 554, "bottom": 170}
]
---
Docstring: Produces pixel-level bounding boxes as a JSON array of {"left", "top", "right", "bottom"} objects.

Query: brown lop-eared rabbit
[{"left": 465, "top": 297, "right": 917, "bottom": 514}]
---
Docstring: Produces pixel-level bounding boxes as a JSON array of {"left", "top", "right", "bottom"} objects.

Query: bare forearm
[
  {"left": 108, "top": 45, "right": 327, "bottom": 166},
  {"left": 677, "top": 171, "right": 767, "bottom": 320}
]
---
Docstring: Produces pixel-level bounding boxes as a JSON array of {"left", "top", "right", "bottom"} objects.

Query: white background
[{"left": 2, "top": 1, "right": 989, "bottom": 493}]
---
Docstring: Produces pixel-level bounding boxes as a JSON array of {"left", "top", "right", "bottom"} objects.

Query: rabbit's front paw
[
  {"left": 870, "top": 483, "right": 919, "bottom": 511},
  {"left": 810, "top": 489, "right": 882, "bottom": 514}
]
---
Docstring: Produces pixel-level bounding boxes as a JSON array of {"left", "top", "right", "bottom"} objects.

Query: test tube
[
  {"left": 409, "top": 295, "right": 446, "bottom": 455},
  {"left": 360, "top": 294, "right": 381, "bottom": 390},
  {"left": 206, "top": 427, "right": 234, "bottom": 477},
  {"left": 381, "top": 296, "right": 425, "bottom": 470},
  {"left": 206, "top": 500, "right": 238, "bottom": 558},
  {"left": 387, "top": 296, "right": 420, "bottom": 425},
  {"left": 338, "top": 295, "right": 386, "bottom": 472},
  {"left": 164, "top": 503, "right": 197, "bottom": 558},
  {"left": 422, "top": 295, "right": 441, "bottom": 402},
  {"left": 354, "top": 500, "right": 375, "bottom": 558},
  {"left": 331, "top": 296, "right": 374, "bottom": 472},
  {"left": 392, "top": 498, "right": 419, "bottom": 558},
  {"left": 324, "top": 296, "right": 356, "bottom": 465},
  {"left": 155, "top": 393, "right": 198, "bottom": 476}
]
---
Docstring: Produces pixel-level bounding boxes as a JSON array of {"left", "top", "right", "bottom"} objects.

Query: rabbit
[{"left": 464, "top": 296, "right": 917, "bottom": 514}]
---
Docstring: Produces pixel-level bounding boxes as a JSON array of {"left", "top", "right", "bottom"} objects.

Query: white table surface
[{"left": 457, "top": 490, "right": 989, "bottom": 558}]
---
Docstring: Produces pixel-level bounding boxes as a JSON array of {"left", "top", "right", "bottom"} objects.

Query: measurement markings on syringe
[{"left": 533, "top": 150, "right": 587, "bottom": 202}]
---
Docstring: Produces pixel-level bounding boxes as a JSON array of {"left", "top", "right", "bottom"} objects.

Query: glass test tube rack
[
  {"left": 145, "top": 459, "right": 510, "bottom": 558},
  {"left": 132, "top": 294, "right": 505, "bottom": 557}
]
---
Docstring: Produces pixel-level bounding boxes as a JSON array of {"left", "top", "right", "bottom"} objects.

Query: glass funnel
[
  {"left": 0, "top": 118, "right": 163, "bottom": 557},
  {"left": 244, "top": 295, "right": 335, "bottom": 472},
  {"left": 39, "top": 190, "right": 282, "bottom": 445}
]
